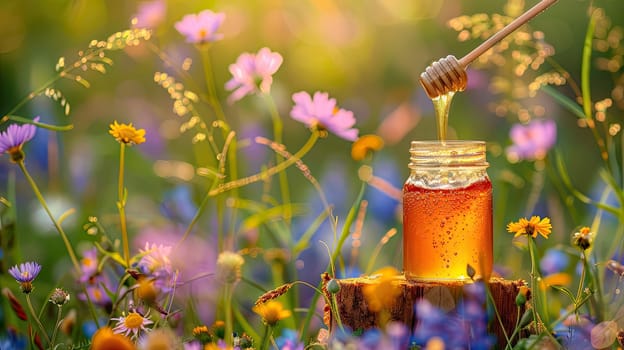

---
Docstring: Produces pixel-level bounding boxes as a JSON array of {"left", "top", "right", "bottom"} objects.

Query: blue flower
[
  {"left": 275, "top": 328, "right": 304, "bottom": 350},
  {"left": 8, "top": 261, "right": 42, "bottom": 294},
  {"left": 0, "top": 117, "right": 39, "bottom": 162}
]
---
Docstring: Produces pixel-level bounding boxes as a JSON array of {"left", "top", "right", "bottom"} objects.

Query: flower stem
[
  {"left": 224, "top": 282, "right": 234, "bottom": 347},
  {"left": 199, "top": 45, "right": 226, "bottom": 122},
  {"left": 117, "top": 143, "right": 130, "bottom": 267},
  {"left": 527, "top": 238, "right": 540, "bottom": 328},
  {"left": 300, "top": 180, "right": 367, "bottom": 341},
  {"left": 177, "top": 131, "right": 319, "bottom": 246},
  {"left": 25, "top": 294, "right": 51, "bottom": 347},
  {"left": 17, "top": 161, "right": 80, "bottom": 272},
  {"left": 264, "top": 94, "right": 291, "bottom": 226},
  {"left": 259, "top": 324, "right": 272, "bottom": 350},
  {"left": 209, "top": 131, "right": 320, "bottom": 197},
  {"left": 50, "top": 306, "right": 63, "bottom": 347}
]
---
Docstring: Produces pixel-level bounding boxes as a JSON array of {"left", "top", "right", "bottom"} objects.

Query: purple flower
[
  {"left": 225, "top": 47, "right": 283, "bottom": 103},
  {"left": 290, "top": 91, "right": 358, "bottom": 141},
  {"left": 506, "top": 119, "right": 556, "bottom": 162},
  {"left": 131, "top": 0, "right": 166, "bottom": 29},
  {"left": 174, "top": 9, "right": 225, "bottom": 44},
  {"left": 137, "top": 242, "right": 175, "bottom": 292},
  {"left": 0, "top": 117, "right": 40, "bottom": 162},
  {"left": 8, "top": 261, "right": 42, "bottom": 294},
  {"left": 79, "top": 248, "right": 98, "bottom": 283}
]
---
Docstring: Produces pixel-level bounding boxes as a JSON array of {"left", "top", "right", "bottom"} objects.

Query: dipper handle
[{"left": 420, "top": 0, "right": 558, "bottom": 99}]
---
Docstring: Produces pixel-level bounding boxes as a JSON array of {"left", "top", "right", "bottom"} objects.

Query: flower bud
[
  {"left": 49, "top": 288, "right": 70, "bottom": 306},
  {"left": 327, "top": 279, "right": 340, "bottom": 294}
]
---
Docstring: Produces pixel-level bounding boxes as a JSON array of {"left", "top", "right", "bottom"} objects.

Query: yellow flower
[
  {"left": 109, "top": 121, "right": 146, "bottom": 145},
  {"left": 362, "top": 266, "right": 401, "bottom": 313},
  {"left": 539, "top": 272, "right": 571, "bottom": 291},
  {"left": 507, "top": 216, "right": 552, "bottom": 239},
  {"left": 91, "top": 326, "right": 136, "bottom": 350},
  {"left": 351, "top": 134, "right": 384, "bottom": 161},
  {"left": 252, "top": 300, "right": 292, "bottom": 326}
]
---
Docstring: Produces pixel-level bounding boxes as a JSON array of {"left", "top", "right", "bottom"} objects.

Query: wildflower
[
  {"left": 0, "top": 117, "right": 39, "bottom": 163},
  {"left": 573, "top": 226, "right": 594, "bottom": 251},
  {"left": 79, "top": 248, "right": 98, "bottom": 283},
  {"left": 275, "top": 328, "right": 304, "bottom": 350},
  {"left": 290, "top": 91, "right": 358, "bottom": 141},
  {"left": 216, "top": 251, "right": 244, "bottom": 284},
  {"left": 109, "top": 121, "right": 146, "bottom": 145},
  {"left": 237, "top": 333, "right": 254, "bottom": 349},
  {"left": 91, "top": 327, "right": 136, "bottom": 350},
  {"left": 8, "top": 261, "right": 42, "bottom": 294},
  {"left": 112, "top": 310, "right": 153, "bottom": 339},
  {"left": 253, "top": 300, "right": 292, "bottom": 326},
  {"left": 136, "top": 276, "right": 158, "bottom": 304},
  {"left": 131, "top": 0, "right": 166, "bottom": 29},
  {"left": 351, "top": 134, "right": 384, "bottom": 161},
  {"left": 506, "top": 119, "right": 556, "bottom": 162},
  {"left": 81, "top": 280, "right": 113, "bottom": 308},
  {"left": 175, "top": 9, "right": 225, "bottom": 44},
  {"left": 49, "top": 288, "right": 70, "bottom": 306},
  {"left": 507, "top": 215, "right": 552, "bottom": 239},
  {"left": 138, "top": 327, "right": 181, "bottom": 350},
  {"left": 361, "top": 266, "right": 401, "bottom": 312},
  {"left": 211, "top": 320, "right": 226, "bottom": 340},
  {"left": 225, "top": 47, "right": 283, "bottom": 103},
  {"left": 192, "top": 325, "right": 213, "bottom": 344},
  {"left": 137, "top": 242, "right": 175, "bottom": 291}
]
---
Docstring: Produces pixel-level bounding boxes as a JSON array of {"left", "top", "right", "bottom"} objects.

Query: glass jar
[{"left": 403, "top": 140, "right": 492, "bottom": 281}]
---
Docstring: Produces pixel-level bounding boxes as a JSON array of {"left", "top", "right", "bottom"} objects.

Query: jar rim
[{"left": 408, "top": 140, "right": 488, "bottom": 168}]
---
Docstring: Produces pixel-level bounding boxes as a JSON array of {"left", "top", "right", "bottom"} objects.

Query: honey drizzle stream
[{"left": 432, "top": 91, "right": 455, "bottom": 141}]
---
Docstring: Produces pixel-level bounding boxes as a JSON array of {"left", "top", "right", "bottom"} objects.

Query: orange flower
[
  {"left": 507, "top": 216, "right": 552, "bottom": 239},
  {"left": 91, "top": 326, "right": 135, "bottom": 350},
  {"left": 351, "top": 134, "right": 384, "bottom": 161}
]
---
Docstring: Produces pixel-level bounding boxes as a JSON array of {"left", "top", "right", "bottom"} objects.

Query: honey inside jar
[
  {"left": 403, "top": 178, "right": 492, "bottom": 280},
  {"left": 402, "top": 140, "right": 492, "bottom": 281}
]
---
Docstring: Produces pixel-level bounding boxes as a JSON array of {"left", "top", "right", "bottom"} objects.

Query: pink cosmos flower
[
  {"left": 174, "top": 9, "right": 225, "bottom": 44},
  {"left": 131, "top": 0, "right": 166, "bottom": 29},
  {"left": 290, "top": 91, "right": 358, "bottom": 141},
  {"left": 506, "top": 119, "right": 557, "bottom": 161},
  {"left": 225, "top": 47, "right": 283, "bottom": 103}
]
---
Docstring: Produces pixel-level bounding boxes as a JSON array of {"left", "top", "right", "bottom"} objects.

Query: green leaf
[
  {"left": 581, "top": 10, "right": 597, "bottom": 120},
  {"left": 540, "top": 85, "right": 585, "bottom": 119}
]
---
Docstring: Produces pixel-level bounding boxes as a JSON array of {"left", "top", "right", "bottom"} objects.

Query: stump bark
[{"left": 323, "top": 275, "right": 528, "bottom": 347}]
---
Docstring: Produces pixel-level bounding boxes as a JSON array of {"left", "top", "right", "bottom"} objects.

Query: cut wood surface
[{"left": 324, "top": 275, "right": 528, "bottom": 347}]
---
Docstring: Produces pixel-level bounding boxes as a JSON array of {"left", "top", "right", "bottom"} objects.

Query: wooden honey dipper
[{"left": 420, "top": 0, "right": 558, "bottom": 99}]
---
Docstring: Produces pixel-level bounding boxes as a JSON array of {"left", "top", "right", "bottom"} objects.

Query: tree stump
[{"left": 323, "top": 274, "right": 528, "bottom": 347}]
